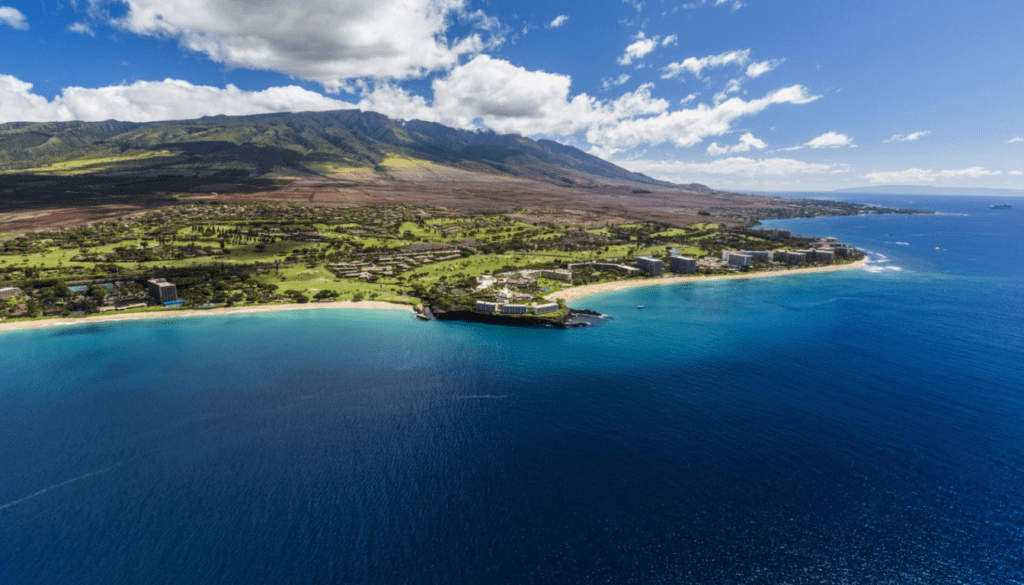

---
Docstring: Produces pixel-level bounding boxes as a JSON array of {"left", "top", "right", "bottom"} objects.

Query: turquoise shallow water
[{"left": 1, "top": 195, "right": 1022, "bottom": 584}]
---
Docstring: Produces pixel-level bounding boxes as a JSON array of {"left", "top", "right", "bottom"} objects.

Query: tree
[{"left": 88, "top": 285, "right": 107, "bottom": 301}]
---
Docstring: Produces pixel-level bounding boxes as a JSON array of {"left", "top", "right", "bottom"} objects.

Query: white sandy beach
[
  {"left": 0, "top": 261, "right": 867, "bottom": 332},
  {"left": 0, "top": 300, "right": 415, "bottom": 333},
  {"left": 546, "top": 260, "right": 867, "bottom": 304}
]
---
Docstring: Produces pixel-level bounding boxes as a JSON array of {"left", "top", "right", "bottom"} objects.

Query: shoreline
[
  {"left": 547, "top": 259, "right": 868, "bottom": 304},
  {"left": 0, "top": 300, "right": 415, "bottom": 333}
]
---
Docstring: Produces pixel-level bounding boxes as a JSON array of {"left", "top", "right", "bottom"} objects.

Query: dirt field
[{"left": 0, "top": 164, "right": 793, "bottom": 233}]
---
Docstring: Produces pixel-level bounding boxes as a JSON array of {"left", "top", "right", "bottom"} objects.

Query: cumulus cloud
[
  {"left": 68, "top": 22, "right": 96, "bottom": 36},
  {"left": 105, "top": 0, "right": 496, "bottom": 90},
  {"left": 587, "top": 85, "right": 819, "bottom": 152},
  {"left": 663, "top": 50, "right": 781, "bottom": 81},
  {"left": 662, "top": 35, "right": 678, "bottom": 46},
  {"left": 602, "top": 74, "right": 631, "bottom": 90},
  {"left": 0, "top": 6, "right": 28, "bottom": 30},
  {"left": 864, "top": 166, "right": 1002, "bottom": 183},
  {"left": 1008, "top": 170, "right": 1023, "bottom": 176},
  {"left": 662, "top": 49, "right": 750, "bottom": 79},
  {"left": 713, "top": 78, "right": 743, "bottom": 104},
  {"left": 429, "top": 55, "right": 595, "bottom": 135},
  {"left": 351, "top": 56, "right": 814, "bottom": 157},
  {"left": 1009, "top": 137, "right": 1024, "bottom": 143},
  {"left": 619, "top": 156, "right": 842, "bottom": 181},
  {"left": 548, "top": 14, "right": 568, "bottom": 28},
  {"left": 679, "top": 93, "right": 699, "bottom": 105},
  {"left": 806, "top": 132, "right": 854, "bottom": 148},
  {"left": 885, "top": 130, "right": 930, "bottom": 142},
  {"left": 746, "top": 59, "right": 783, "bottom": 78},
  {"left": 782, "top": 131, "right": 854, "bottom": 151},
  {"left": 356, "top": 83, "right": 436, "bottom": 122},
  {"left": 414, "top": 57, "right": 662, "bottom": 137},
  {"left": 707, "top": 132, "right": 766, "bottom": 155},
  {"left": 618, "top": 33, "right": 661, "bottom": 65},
  {"left": 0, "top": 75, "right": 354, "bottom": 123}
]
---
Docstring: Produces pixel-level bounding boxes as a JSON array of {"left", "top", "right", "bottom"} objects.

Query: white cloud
[
  {"left": 0, "top": 6, "right": 28, "bottom": 30},
  {"left": 662, "top": 49, "right": 750, "bottom": 79},
  {"left": 746, "top": 59, "right": 783, "bottom": 78},
  {"left": 0, "top": 76, "right": 71, "bottom": 121},
  {"left": 602, "top": 74, "right": 631, "bottom": 90},
  {"left": 713, "top": 78, "right": 743, "bottom": 104},
  {"left": 937, "top": 167, "right": 1001, "bottom": 179},
  {"left": 1009, "top": 170, "right": 1023, "bottom": 176},
  {"left": 68, "top": 22, "right": 96, "bottom": 36},
  {"left": 618, "top": 33, "right": 661, "bottom": 65},
  {"left": 681, "top": 0, "right": 742, "bottom": 8},
  {"left": 864, "top": 166, "right": 1002, "bottom": 183},
  {"left": 430, "top": 55, "right": 591, "bottom": 135},
  {"left": 806, "top": 131, "right": 853, "bottom": 149},
  {"left": 1009, "top": 137, "right": 1024, "bottom": 143},
  {"left": 108, "top": 0, "right": 496, "bottom": 90},
  {"left": 587, "top": 85, "right": 819, "bottom": 151},
  {"left": 359, "top": 55, "right": 814, "bottom": 155},
  {"left": 662, "top": 35, "right": 678, "bottom": 46},
  {"left": 0, "top": 75, "right": 354, "bottom": 123},
  {"left": 778, "top": 132, "right": 855, "bottom": 151},
  {"left": 885, "top": 130, "right": 930, "bottom": 142},
  {"left": 707, "top": 132, "right": 766, "bottom": 155},
  {"left": 548, "top": 14, "right": 568, "bottom": 28},
  {"left": 620, "top": 156, "right": 842, "bottom": 180},
  {"left": 664, "top": 50, "right": 780, "bottom": 80},
  {"left": 356, "top": 83, "right": 436, "bottom": 122}
]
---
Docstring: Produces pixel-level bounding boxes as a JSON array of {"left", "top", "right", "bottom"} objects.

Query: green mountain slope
[{"left": 0, "top": 110, "right": 677, "bottom": 188}]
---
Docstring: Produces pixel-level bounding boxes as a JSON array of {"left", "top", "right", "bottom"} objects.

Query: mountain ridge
[{"left": 0, "top": 109, "right": 690, "bottom": 190}]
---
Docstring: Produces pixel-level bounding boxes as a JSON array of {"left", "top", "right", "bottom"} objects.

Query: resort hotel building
[
  {"left": 147, "top": 278, "right": 182, "bottom": 305},
  {"left": 635, "top": 256, "right": 664, "bottom": 276}
]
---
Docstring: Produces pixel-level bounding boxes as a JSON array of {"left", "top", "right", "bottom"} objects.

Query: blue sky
[{"left": 1, "top": 0, "right": 1022, "bottom": 191}]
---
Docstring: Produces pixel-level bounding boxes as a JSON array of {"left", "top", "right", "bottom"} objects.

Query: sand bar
[
  {"left": 547, "top": 260, "right": 867, "bottom": 304},
  {"left": 0, "top": 300, "right": 415, "bottom": 333}
]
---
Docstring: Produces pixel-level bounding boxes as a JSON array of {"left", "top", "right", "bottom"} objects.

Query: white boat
[{"left": 636, "top": 304, "right": 644, "bottom": 309}]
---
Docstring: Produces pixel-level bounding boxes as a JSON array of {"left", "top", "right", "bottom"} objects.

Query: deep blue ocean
[{"left": 1, "top": 195, "right": 1022, "bottom": 584}]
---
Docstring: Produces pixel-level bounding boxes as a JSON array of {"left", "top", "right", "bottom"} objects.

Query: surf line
[{"left": 0, "top": 465, "right": 120, "bottom": 512}]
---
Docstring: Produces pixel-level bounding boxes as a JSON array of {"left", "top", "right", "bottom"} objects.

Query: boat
[
  {"left": 636, "top": 304, "right": 644, "bottom": 309},
  {"left": 991, "top": 204, "right": 1012, "bottom": 209}
]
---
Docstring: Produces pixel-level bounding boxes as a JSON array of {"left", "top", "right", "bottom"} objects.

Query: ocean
[{"left": 1, "top": 195, "right": 1022, "bottom": 584}]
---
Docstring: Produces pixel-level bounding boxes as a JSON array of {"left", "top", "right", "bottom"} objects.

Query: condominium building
[
  {"left": 0, "top": 287, "right": 21, "bottom": 299},
  {"left": 475, "top": 301, "right": 499, "bottom": 313},
  {"left": 722, "top": 251, "right": 752, "bottom": 268},
  {"left": 534, "top": 303, "right": 559, "bottom": 315},
  {"left": 762, "top": 228, "right": 791, "bottom": 239},
  {"left": 636, "top": 255, "right": 664, "bottom": 276},
  {"left": 812, "top": 249, "right": 835, "bottom": 263},
  {"left": 539, "top": 269, "right": 573, "bottom": 281},
  {"left": 147, "top": 278, "right": 178, "bottom": 304},
  {"left": 668, "top": 256, "right": 696, "bottom": 274},
  {"left": 501, "top": 304, "right": 529, "bottom": 315},
  {"left": 774, "top": 251, "right": 807, "bottom": 264}
]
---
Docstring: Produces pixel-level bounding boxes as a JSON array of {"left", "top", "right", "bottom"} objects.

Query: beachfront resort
[{"left": 0, "top": 202, "right": 864, "bottom": 325}]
